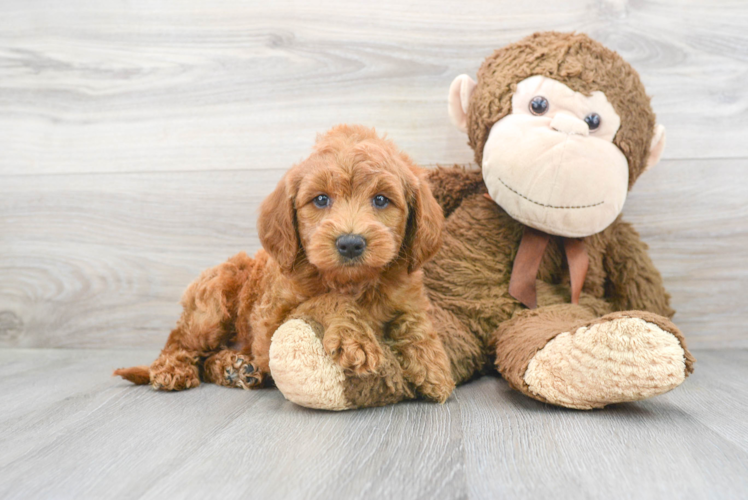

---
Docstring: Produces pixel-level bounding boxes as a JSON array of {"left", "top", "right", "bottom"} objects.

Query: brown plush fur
[
  {"left": 317, "top": 32, "right": 694, "bottom": 409},
  {"left": 421, "top": 176, "right": 686, "bottom": 375},
  {"left": 115, "top": 125, "right": 454, "bottom": 402}
]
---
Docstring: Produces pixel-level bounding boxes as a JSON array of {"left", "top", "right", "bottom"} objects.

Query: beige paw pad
[
  {"left": 269, "top": 319, "right": 353, "bottom": 411},
  {"left": 524, "top": 317, "right": 687, "bottom": 410}
]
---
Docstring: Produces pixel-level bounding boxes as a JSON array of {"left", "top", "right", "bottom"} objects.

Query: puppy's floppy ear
[
  {"left": 258, "top": 172, "right": 299, "bottom": 273},
  {"left": 403, "top": 167, "right": 444, "bottom": 273}
]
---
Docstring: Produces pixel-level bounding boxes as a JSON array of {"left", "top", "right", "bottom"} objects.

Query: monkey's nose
[
  {"left": 336, "top": 234, "right": 366, "bottom": 260},
  {"left": 550, "top": 112, "right": 589, "bottom": 136}
]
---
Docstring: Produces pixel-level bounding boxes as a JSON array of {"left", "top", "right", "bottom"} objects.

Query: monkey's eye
[
  {"left": 529, "top": 96, "right": 549, "bottom": 115},
  {"left": 312, "top": 194, "right": 330, "bottom": 208},
  {"left": 372, "top": 194, "right": 390, "bottom": 209},
  {"left": 584, "top": 113, "right": 601, "bottom": 131}
]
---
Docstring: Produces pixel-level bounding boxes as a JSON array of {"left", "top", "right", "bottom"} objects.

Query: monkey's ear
[
  {"left": 643, "top": 124, "right": 666, "bottom": 174},
  {"left": 448, "top": 74, "right": 477, "bottom": 133}
]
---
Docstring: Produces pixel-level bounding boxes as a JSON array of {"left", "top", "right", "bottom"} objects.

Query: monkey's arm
[
  {"left": 602, "top": 220, "right": 675, "bottom": 318},
  {"left": 425, "top": 165, "right": 486, "bottom": 217}
]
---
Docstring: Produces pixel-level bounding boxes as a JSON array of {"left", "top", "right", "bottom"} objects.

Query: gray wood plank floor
[{"left": 0, "top": 348, "right": 746, "bottom": 500}]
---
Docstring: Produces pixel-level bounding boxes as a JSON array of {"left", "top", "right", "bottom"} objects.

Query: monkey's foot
[
  {"left": 269, "top": 319, "right": 416, "bottom": 410},
  {"left": 522, "top": 312, "right": 695, "bottom": 409},
  {"left": 269, "top": 319, "right": 353, "bottom": 410}
]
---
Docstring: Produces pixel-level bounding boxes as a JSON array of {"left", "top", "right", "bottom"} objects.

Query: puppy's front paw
[{"left": 323, "top": 327, "right": 382, "bottom": 375}]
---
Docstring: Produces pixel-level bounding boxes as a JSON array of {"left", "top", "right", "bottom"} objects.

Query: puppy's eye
[
  {"left": 584, "top": 112, "right": 601, "bottom": 131},
  {"left": 312, "top": 194, "right": 330, "bottom": 208},
  {"left": 529, "top": 96, "right": 549, "bottom": 115},
  {"left": 372, "top": 195, "right": 389, "bottom": 209}
]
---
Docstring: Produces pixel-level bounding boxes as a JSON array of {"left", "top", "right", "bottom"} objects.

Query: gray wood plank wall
[{"left": 1, "top": 0, "right": 747, "bottom": 349}]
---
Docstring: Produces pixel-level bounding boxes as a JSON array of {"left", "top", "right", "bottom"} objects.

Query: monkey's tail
[{"left": 113, "top": 366, "right": 151, "bottom": 385}]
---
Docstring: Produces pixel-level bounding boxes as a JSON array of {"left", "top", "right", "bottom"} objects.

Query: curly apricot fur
[{"left": 115, "top": 125, "right": 454, "bottom": 402}]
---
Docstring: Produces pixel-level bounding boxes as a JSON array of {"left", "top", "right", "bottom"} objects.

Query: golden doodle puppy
[{"left": 115, "top": 125, "right": 455, "bottom": 403}]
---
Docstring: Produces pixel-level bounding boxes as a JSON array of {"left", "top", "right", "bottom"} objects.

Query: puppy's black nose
[{"left": 336, "top": 234, "right": 366, "bottom": 259}]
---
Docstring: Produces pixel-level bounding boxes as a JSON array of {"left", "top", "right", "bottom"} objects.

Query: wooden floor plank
[
  {"left": 456, "top": 365, "right": 748, "bottom": 499},
  {"left": 660, "top": 349, "right": 748, "bottom": 454},
  {"left": 0, "top": 349, "right": 465, "bottom": 500},
  {"left": 140, "top": 399, "right": 465, "bottom": 500},
  {"left": 0, "top": 349, "right": 159, "bottom": 467},
  {"left": 1, "top": 348, "right": 746, "bottom": 500}
]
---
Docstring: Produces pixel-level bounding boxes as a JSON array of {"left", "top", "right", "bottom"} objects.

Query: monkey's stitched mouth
[{"left": 497, "top": 177, "right": 604, "bottom": 210}]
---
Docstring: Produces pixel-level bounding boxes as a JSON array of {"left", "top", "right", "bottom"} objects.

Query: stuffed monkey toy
[{"left": 269, "top": 31, "right": 695, "bottom": 410}]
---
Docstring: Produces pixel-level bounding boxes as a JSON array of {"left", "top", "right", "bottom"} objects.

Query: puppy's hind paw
[
  {"left": 204, "top": 350, "right": 264, "bottom": 389},
  {"left": 148, "top": 350, "right": 201, "bottom": 391},
  {"left": 150, "top": 364, "right": 200, "bottom": 391},
  {"left": 226, "top": 359, "right": 264, "bottom": 389}
]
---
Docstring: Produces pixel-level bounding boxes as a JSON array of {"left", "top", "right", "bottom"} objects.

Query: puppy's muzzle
[{"left": 336, "top": 234, "right": 366, "bottom": 260}]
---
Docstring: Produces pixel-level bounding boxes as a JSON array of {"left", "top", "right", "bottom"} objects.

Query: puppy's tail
[{"left": 113, "top": 366, "right": 151, "bottom": 385}]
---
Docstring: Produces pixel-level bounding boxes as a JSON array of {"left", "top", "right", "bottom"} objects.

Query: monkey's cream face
[{"left": 481, "top": 76, "right": 629, "bottom": 237}]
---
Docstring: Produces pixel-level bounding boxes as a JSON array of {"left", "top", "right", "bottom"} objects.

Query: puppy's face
[
  {"left": 296, "top": 150, "right": 408, "bottom": 284},
  {"left": 258, "top": 125, "right": 443, "bottom": 287}
]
